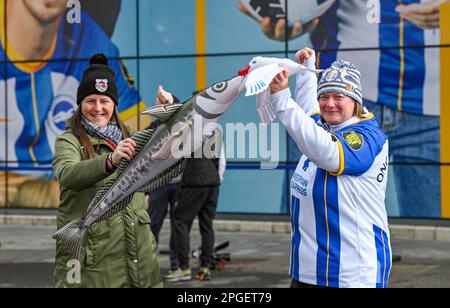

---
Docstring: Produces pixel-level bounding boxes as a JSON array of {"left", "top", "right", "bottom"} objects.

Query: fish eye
[{"left": 212, "top": 81, "right": 228, "bottom": 93}]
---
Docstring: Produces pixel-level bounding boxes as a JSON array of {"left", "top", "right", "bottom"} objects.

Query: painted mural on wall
[{"left": 0, "top": 0, "right": 446, "bottom": 218}]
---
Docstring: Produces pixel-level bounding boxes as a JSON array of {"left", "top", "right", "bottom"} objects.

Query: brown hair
[{"left": 69, "top": 107, "right": 130, "bottom": 160}]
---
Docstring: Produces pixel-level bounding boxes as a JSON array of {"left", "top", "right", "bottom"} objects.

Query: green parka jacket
[{"left": 52, "top": 127, "right": 162, "bottom": 288}]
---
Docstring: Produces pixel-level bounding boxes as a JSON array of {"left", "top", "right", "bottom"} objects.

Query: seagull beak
[{"left": 238, "top": 64, "right": 251, "bottom": 76}]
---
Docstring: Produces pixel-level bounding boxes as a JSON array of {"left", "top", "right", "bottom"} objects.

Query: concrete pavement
[{"left": 1, "top": 224, "right": 450, "bottom": 288}]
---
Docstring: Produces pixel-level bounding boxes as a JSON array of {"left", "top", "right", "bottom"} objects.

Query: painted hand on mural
[
  {"left": 237, "top": 1, "right": 319, "bottom": 41},
  {"left": 295, "top": 47, "right": 314, "bottom": 65},
  {"left": 396, "top": 0, "right": 450, "bottom": 29}
]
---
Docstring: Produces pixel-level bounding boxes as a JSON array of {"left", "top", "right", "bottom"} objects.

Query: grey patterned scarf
[{"left": 81, "top": 116, "right": 123, "bottom": 147}]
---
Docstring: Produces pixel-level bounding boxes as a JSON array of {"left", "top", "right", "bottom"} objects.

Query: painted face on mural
[{"left": 22, "top": 0, "right": 68, "bottom": 23}]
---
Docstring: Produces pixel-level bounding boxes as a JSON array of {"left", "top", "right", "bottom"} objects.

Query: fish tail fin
[{"left": 52, "top": 219, "right": 88, "bottom": 262}]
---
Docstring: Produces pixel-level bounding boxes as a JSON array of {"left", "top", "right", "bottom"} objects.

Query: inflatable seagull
[{"left": 239, "top": 56, "right": 323, "bottom": 123}]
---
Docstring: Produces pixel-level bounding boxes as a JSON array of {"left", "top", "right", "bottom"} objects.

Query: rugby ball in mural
[{"left": 240, "top": 0, "right": 335, "bottom": 25}]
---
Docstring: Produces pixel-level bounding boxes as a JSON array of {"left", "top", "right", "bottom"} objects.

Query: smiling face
[
  {"left": 81, "top": 94, "right": 115, "bottom": 127},
  {"left": 319, "top": 92, "right": 356, "bottom": 125}
]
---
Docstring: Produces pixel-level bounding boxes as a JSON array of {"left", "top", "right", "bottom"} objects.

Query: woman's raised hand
[{"left": 269, "top": 67, "right": 290, "bottom": 94}]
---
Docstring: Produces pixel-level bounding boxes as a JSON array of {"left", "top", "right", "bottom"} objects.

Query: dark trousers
[
  {"left": 172, "top": 186, "right": 219, "bottom": 269},
  {"left": 290, "top": 280, "right": 324, "bottom": 288},
  {"left": 147, "top": 182, "right": 181, "bottom": 270}
]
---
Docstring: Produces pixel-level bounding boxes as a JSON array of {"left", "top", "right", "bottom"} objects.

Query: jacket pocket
[
  {"left": 85, "top": 220, "right": 111, "bottom": 266},
  {"left": 133, "top": 208, "right": 158, "bottom": 255},
  {"left": 135, "top": 209, "right": 151, "bottom": 225}
]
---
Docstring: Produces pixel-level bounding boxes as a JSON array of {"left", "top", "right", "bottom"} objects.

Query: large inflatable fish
[{"left": 53, "top": 57, "right": 315, "bottom": 261}]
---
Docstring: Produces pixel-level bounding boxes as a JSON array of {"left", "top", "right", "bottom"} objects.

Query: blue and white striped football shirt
[{"left": 288, "top": 116, "right": 392, "bottom": 288}]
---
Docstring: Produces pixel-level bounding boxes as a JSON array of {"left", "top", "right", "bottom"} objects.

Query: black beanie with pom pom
[{"left": 77, "top": 53, "right": 118, "bottom": 105}]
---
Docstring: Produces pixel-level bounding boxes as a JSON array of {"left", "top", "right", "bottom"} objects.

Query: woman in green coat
[{"left": 52, "top": 54, "right": 162, "bottom": 288}]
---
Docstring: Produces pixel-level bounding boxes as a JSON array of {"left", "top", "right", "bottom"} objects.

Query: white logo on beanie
[
  {"left": 95, "top": 79, "right": 108, "bottom": 93},
  {"left": 325, "top": 69, "right": 340, "bottom": 82}
]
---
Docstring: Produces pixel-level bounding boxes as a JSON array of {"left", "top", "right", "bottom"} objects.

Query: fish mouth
[{"left": 193, "top": 103, "right": 223, "bottom": 120}]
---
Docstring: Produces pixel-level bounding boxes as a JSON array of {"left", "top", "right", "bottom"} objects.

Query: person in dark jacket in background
[{"left": 167, "top": 129, "right": 226, "bottom": 282}]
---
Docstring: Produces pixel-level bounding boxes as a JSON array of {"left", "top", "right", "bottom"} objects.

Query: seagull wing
[{"left": 244, "top": 63, "right": 284, "bottom": 97}]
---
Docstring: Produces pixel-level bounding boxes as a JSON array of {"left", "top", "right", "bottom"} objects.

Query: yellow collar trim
[{"left": 353, "top": 113, "right": 375, "bottom": 125}]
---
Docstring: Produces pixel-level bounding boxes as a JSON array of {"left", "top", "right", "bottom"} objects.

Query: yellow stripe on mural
[
  {"left": 29, "top": 73, "right": 39, "bottom": 165},
  {"left": 0, "top": 0, "right": 5, "bottom": 49},
  {"left": 441, "top": 2, "right": 450, "bottom": 218},
  {"left": 119, "top": 101, "right": 147, "bottom": 121},
  {"left": 196, "top": 0, "right": 207, "bottom": 91}
]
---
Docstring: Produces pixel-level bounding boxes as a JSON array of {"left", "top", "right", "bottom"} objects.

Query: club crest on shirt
[
  {"left": 343, "top": 131, "right": 363, "bottom": 150},
  {"left": 95, "top": 79, "right": 108, "bottom": 93}
]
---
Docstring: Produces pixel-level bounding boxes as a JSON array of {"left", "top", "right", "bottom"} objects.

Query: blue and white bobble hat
[{"left": 317, "top": 59, "right": 363, "bottom": 106}]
